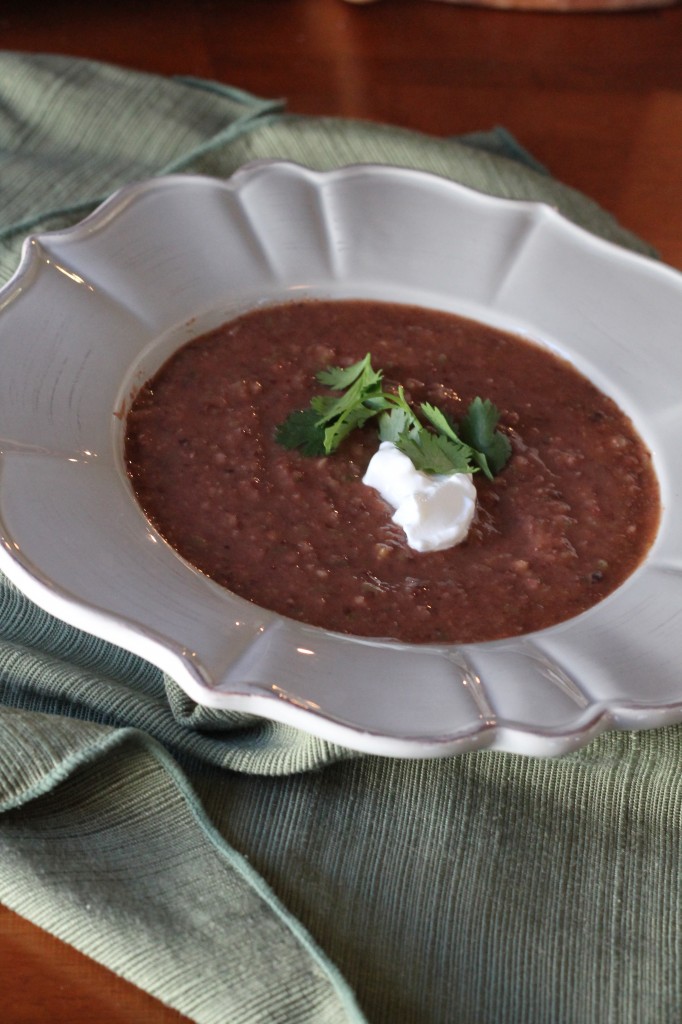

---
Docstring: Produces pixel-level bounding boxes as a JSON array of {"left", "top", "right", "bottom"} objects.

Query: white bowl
[{"left": 0, "top": 162, "right": 680, "bottom": 758}]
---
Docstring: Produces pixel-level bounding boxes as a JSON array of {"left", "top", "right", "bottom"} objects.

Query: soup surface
[{"left": 125, "top": 299, "right": 660, "bottom": 644}]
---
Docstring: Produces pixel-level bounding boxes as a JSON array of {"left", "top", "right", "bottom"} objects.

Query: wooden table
[{"left": 1, "top": 0, "right": 681, "bottom": 1019}]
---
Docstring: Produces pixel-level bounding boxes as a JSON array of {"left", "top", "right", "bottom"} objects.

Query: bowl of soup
[{"left": 0, "top": 162, "right": 678, "bottom": 757}]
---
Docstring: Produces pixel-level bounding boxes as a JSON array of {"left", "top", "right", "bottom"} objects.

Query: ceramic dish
[{"left": 0, "top": 162, "right": 680, "bottom": 758}]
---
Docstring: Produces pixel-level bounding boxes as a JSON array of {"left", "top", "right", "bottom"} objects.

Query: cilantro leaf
[
  {"left": 378, "top": 387, "right": 422, "bottom": 442},
  {"left": 378, "top": 406, "right": 415, "bottom": 445},
  {"left": 316, "top": 354, "right": 380, "bottom": 392},
  {"left": 420, "top": 402, "right": 460, "bottom": 444},
  {"left": 322, "top": 402, "right": 380, "bottom": 452},
  {"left": 394, "top": 430, "right": 474, "bottom": 475},
  {"left": 275, "top": 408, "right": 326, "bottom": 456},
  {"left": 420, "top": 399, "right": 512, "bottom": 479},
  {"left": 459, "top": 397, "right": 512, "bottom": 478},
  {"left": 311, "top": 353, "right": 385, "bottom": 453},
  {"left": 378, "top": 393, "right": 421, "bottom": 446}
]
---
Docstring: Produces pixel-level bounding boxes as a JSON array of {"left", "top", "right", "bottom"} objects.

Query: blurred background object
[{"left": 342, "top": 0, "right": 680, "bottom": 10}]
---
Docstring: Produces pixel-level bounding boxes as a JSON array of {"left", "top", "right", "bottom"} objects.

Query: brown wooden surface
[{"left": 1, "top": 0, "right": 681, "bottom": 1020}]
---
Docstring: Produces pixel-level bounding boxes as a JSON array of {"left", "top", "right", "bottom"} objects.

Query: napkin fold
[{"left": 0, "top": 52, "right": 679, "bottom": 1024}]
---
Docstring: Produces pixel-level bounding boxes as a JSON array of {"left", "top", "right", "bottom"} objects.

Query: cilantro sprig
[
  {"left": 275, "top": 353, "right": 511, "bottom": 480},
  {"left": 312, "top": 354, "right": 385, "bottom": 453}
]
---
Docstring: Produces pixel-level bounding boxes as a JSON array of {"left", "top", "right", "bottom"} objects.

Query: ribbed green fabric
[{"left": 0, "top": 52, "right": 679, "bottom": 1024}]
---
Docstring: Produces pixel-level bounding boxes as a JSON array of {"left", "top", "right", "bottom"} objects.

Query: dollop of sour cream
[{"left": 362, "top": 441, "right": 477, "bottom": 553}]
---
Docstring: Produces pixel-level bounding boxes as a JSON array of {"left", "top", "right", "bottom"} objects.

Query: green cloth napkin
[{"left": 0, "top": 52, "right": 679, "bottom": 1024}]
